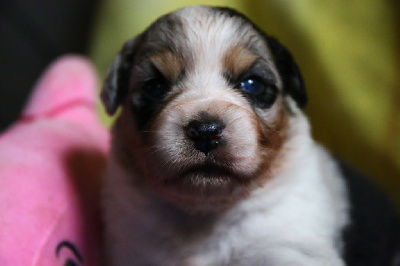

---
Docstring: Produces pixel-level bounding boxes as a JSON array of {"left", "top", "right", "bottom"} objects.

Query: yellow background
[{"left": 90, "top": 0, "right": 400, "bottom": 207}]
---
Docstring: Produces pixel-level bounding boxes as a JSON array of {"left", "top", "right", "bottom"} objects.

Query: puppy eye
[
  {"left": 143, "top": 79, "right": 168, "bottom": 99},
  {"left": 238, "top": 77, "right": 278, "bottom": 109},
  {"left": 240, "top": 78, "right": 265, "bottom": 95}
]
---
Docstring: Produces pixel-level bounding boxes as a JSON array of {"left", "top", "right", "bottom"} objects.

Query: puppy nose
[{"left": 185, "top": 119, "right": 225, "bottom": 155}]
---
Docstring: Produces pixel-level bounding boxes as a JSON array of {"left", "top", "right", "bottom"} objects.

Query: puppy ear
[
  {"left": 266, "top": 36, "right": 307, "bottom": 108},
  {"left": 101, "top": 37, "right": 139, "bottom": 115}
]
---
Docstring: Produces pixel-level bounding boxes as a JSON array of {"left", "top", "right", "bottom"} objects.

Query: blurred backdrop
[{"left": 2, "top": 0, "right": 399, "bottom": 206}]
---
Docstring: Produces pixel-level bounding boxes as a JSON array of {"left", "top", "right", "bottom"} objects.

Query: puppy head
[{"left": 102, "top": 6, "right": 307, "bottom": 211}]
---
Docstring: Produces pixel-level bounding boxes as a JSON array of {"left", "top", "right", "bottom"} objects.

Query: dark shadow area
[
  {"left": 0, "top": 0, "right": 100, "bottom": 131},
  {"left": 64, "top": 146, "right": 107, "bottom": 265}
]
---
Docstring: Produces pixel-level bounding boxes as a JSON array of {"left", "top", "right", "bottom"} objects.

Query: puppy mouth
[
  {"left": 156, "top": 163, "right": 250, "bottom": 203},
  {"left": 181, "top": 164, "right": 233, "bottom": 179},
  {"left": 165, "top": 163, "right": 243, "bottom": 184}
]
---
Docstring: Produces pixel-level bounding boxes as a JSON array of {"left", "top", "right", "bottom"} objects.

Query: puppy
[{"left": 101, "top": 6, "right": 400, "bottom": 266}]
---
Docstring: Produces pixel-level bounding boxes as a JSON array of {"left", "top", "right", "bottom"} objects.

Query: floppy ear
[
  {"left": 101, "top": 37, "right": 139, "bottom": 115},
  {"left": 265, "top": 36, "right": 307, "bottom": 108}
]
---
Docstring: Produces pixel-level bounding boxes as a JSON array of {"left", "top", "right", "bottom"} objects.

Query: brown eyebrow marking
[
  {"left": 223, "top": 46, "right": 277, "bottom": 89},
  {"left": 223, "top": 45, "right": 259, "bottom": 78},
  {"left": 149, "top": 50, "right": 185, "bottom": 81}
]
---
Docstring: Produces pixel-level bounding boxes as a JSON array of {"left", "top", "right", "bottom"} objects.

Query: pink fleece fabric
[{"left": 0, "top": 56, "right": 110, "bottom": 265}]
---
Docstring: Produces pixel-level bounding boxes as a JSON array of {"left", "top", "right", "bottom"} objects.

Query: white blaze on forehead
[
  {"left": 175, "top": 6, "right": 270, "bottom": 92},
  {"left": 177, "top": 7, "right": 246, "bottom": 56}
]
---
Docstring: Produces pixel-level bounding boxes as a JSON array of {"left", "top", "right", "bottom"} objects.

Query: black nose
[{"left": 185, "top": 119, "right": 225, "bottom": 155}]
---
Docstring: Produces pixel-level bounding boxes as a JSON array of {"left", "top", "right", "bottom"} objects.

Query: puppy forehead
[{"left": 141, "top": 6, "right": 274, "bottom": 79}]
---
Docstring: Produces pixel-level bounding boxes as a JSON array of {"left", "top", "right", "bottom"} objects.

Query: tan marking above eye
[
  {"left": 223, "top": 45, "right": 259, "bottom": 78},
  {"left": 149, "top": 51, "right": 184, "bottom": 81}
]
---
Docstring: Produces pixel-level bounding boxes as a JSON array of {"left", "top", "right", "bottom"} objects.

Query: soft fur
[{"left": 101, "top": 6, "right": 400, "bottom": 266}]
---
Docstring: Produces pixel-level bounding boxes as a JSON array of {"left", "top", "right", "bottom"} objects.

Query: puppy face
[{"left": 102, "top": 6, "right": 307, "bottom": 211}]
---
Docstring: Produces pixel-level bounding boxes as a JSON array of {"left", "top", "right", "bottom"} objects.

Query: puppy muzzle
[{"left": 143, "top": 97, "right": 263, "bottom": 210}]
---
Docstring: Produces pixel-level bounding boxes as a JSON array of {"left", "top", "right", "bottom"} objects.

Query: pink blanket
[{"left": 0, "top": 56, "right": 109, "bottom": 265}]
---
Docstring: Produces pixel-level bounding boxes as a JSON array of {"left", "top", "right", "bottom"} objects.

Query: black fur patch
[
  {"left": 265, "top": 36, "right": 307, "bottom": 108},
  {"left": 130, "top": 62, "right": 172, "bottom": 129},
  {"left": 338, "top": 161, "right": 400, "bottom": 265}
]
